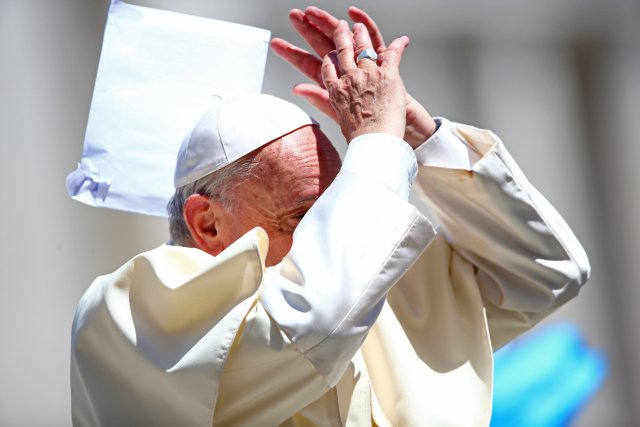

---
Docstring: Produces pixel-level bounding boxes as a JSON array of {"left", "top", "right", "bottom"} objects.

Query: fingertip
[
  {"left": 293, "top": 82, "right": 320, "bottom": 95},
  {"left": 389, "top": 35, "right": 410, "bottom": 49},
  {"left": 348, "top": 6, "right": 369, "bottom": 23},
  {"left": 270, "top": 38, "right": 281, "bottom": 49},
  {"left": 289, "top": 8, "right": 304, "bottom": 20},
  {"left": 269, "top": 38, "right": 287, "bottom": 51},
  {"left": 305, "top": 6, "right": 321, "bottom": 16},
  {"left": 347, "top": 6, "right": 363, "bottom": 17}
]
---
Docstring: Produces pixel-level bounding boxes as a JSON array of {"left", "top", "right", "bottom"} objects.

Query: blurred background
[{"left": 1, "top": 0, "right": 639, "bottom": 425}]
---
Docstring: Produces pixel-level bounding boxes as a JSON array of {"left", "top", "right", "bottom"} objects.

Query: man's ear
[{"left": 183, "top": 194, "right": 227, "bottom": 256}]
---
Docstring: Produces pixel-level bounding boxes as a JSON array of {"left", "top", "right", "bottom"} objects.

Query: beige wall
[{"left": 1, "top": 0, "right": 638, "bottom": 425}]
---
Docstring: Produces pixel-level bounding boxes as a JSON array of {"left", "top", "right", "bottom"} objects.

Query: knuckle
[
  {"left": 336, "top": 45, "right": 352, "bottom": 55},
  {"left": 354, "top": 42, "right": 367, "bottom": 53}
]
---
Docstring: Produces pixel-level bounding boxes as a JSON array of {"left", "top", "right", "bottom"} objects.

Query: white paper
[{"left": 66, "top": 0, "right": 270, "bottom": 217}]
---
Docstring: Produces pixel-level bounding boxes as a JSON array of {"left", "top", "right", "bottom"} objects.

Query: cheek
[
  {"left": 219, "top": 208, "right": 261, "bottom": 247},
  {"left": 264, "top": 232, "right": 294, "bottom": 267}
]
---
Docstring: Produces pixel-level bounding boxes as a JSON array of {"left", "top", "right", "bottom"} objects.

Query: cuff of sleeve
[
  {"left": 414, "top": 117, "right": 483, "bottom": 170},
  {"left": 341, "top": 133, "right": 417, "bottom": 200}
]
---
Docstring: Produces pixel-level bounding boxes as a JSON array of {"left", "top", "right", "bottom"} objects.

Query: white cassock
[{"left": 71, "top": 119, "right": 590, "bottom": 426}]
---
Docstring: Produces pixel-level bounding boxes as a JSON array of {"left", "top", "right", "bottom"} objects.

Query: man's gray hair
[{"left": 167, "top": 155, "right": 260, "bottom": 247}]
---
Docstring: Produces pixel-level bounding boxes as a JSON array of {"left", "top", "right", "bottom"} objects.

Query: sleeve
[
  {"left": 213, "top": 134, "right": 436, "bottom": 425},
  {"left": 412, "top": 118, "right": 590, "bottom": 349}
]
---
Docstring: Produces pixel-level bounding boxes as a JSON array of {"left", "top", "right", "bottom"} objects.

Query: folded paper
[{"left": 66, "top": 0, "right": 270, "bottom": 216}]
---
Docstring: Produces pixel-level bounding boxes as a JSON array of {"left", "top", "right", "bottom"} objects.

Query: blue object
[{"left": 491, "top": 323, "right": 608, "bottom": 427}]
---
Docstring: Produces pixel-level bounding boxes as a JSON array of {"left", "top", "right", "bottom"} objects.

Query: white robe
[{"left": 71, "top": 119, "right": 590, "bottom": 426}]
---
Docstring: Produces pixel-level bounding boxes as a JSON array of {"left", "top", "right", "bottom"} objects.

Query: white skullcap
[{"left": 174, "top": 93, "right": 317, "bottom": 188}]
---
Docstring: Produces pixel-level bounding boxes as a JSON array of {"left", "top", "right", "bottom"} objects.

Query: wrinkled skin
[
  {"left": 320, "top": 21, "right": 408, "bottom": 141},
  {"left": 271, "top": 6, "right": 437, "bottom": 147},
  {"left": 184, "top": 125, "right": 341, "bottom": 266},
  {"left": 186, "top": 15, "right": 414, "bottom": 265}
]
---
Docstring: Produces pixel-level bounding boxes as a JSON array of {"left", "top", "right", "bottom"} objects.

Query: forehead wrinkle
[{"left": 229, "top": 125, "right": 338, "bottom": 222}]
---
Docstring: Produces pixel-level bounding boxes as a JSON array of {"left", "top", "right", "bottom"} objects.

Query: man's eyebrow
[{"left": 295, "top": 196, "right": 319, "bottom": 205}]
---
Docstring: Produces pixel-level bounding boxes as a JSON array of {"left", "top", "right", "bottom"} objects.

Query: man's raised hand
[
  {"left": 321, "top": 21, "right": 408, "bottom": 143},
  {"left": 271, "top": 6, "right": 437, "bottom": 147}
]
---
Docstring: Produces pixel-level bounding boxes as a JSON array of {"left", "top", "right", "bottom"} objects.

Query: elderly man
[{"left": 71, "top": 8, "right": 589, "bottom": 427}]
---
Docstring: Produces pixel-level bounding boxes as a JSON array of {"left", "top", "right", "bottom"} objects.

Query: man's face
[{"left": 217, "top": 125, "right": 341, "bottom": 266}]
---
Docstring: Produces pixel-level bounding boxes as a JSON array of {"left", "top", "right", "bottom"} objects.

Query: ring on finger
[{"left": 356, "top": 48, "right": 378, "bottom": 63}]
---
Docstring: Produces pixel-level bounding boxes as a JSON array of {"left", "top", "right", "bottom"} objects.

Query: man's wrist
[
  {"left": 342, "top": 133, "right": 417, "bottom": 200},
  {"left": 404, "top": 95, "right": 437, "bottom": 147},
  {"left": 413, "top": 118, "right": 483, "bottom": 170}
]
